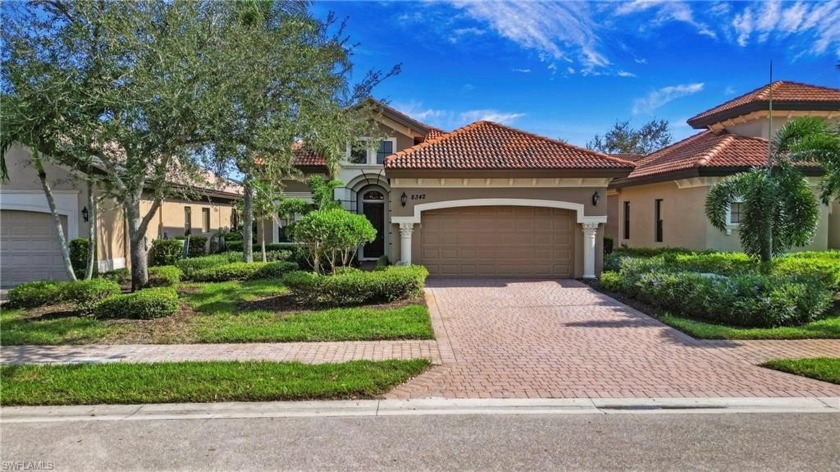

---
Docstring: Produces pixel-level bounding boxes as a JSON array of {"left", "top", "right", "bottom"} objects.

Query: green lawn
[
  {"left": 0, "top": 359, "right": 431, "bottom": 406},
  {"left": 761, "top": 358, "right": 840, "bottom": 385},
  {"left": 1, "top": 279, "right": 434, "bottom": 345},
  {"left": 661, "top": 313, "right": 840, "bottom": 340}
]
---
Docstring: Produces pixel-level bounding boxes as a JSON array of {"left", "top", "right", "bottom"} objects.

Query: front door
[
  {"left": 362, "top": 201, "right": 385, "bottom": 258},
  {"left": 360, "top": 188, "right": 386, "bottom": 259}
]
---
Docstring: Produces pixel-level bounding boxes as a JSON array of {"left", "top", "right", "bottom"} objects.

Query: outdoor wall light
[
  {"left": 400, "top": 192, "right": 408, "bottom": 207},
  {"left": 81, "top": 206, "right": 90, "bottom": 222},
  {"left": 592, "top": 191, "right": 600, "bottom": 207}
]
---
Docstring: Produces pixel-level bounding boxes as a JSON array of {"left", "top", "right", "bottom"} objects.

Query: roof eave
[{"left": 688, "top": 101, "right": 840, "bottom": 129}]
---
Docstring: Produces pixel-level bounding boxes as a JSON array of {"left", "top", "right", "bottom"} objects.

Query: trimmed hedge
[
  {"left": 100, "top": 268, "right": 130, "bottom": 285},
  {"left": 187, "top": 236, "right": 208, "bottom": 258},
  {"left": 147, "top": 266, "right": 182, "bottom": 287},
  {"left": 177, "top": 253, "right": 244, "bottom": 279},
  {"left": 7, "top": 281, "right": 69, "bottom": 308},
  {"left": 69, "top": 238, "right": 91, "bottom": 278},
  {"left": 149, "top": 239, "right": 183, "bottom": 266},
  {"left": 64, "top": 279, "right": 122, "bottom": 313},
  {"left": 189, "top": 261, "right": 298, "bottom": 283},
  {"left": 284, "top": 265, "right": 429, "bottom": 307},
  {"left": 94, "top": 287, "right": 179, "bottom": 320},
  {"left": 602, "top": 256, "right": 835, "bottom": 328}
]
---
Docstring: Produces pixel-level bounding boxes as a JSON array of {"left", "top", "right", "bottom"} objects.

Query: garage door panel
[
  {"left": 420, "top": 206, "right": 574, "bottom": 278},
  {"left": 1, "top": 210, "right": 70, "bottom": 287}
]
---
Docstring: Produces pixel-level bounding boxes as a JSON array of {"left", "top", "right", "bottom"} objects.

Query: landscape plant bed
[
  {"left": 587, "top": 280, "right": 840, "bottom": 340},
  {"left": 0, "top": 359, "right": 431, "bottom": 406},
  {"left": 761, "top": 358, "right": 840, "bottom": 385},
  {"left": 1, "top": 279, "right": 434, "bottom": 345}
]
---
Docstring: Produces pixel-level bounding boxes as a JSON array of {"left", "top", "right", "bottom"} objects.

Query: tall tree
[
  {"left": 587, "top": 119, "right": 672, "bottom": 155},
  {"left": 205, "top": 3, "right": 397, "bottom": 263},
  {"left": 784, "top": 117, "right": 840, "bottom": 204},
  {"left": 705, "top": 117, "right": 825, "bottom": 262}
]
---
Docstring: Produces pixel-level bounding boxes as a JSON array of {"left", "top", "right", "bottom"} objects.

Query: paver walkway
[
  {"left": 0, "top": 341, "right": 441, "bottom": 365},
  {"left": 386, "top": 279, "right": 840, "bottom": 399}
]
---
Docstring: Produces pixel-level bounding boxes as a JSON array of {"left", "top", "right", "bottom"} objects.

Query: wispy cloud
[
  {"left": 614, "top": 0, "right": 716, "bottom": 38},
  {"left": 730, "top": 0, "right": 840, "bottom": 54},
  {"left": 459, "top": 109, "right": 526, "bottom": 124},
  {"left": 448, "top": 1, "right": 608, "bottom": 73},
  {"left": 512, "top": 68, "right": 532, "bottom": 73},
  {"left": 617, "top": 70, "right": 637, "bottom": 78},
  {"left": 632, "top": 83, "right": 704, "bottom": 115},
  {"left": 724, "top": 85, "right": 737, "bottom": 96},
  {"left": 391, "top": 102, "right": 525, "bottom": 128}
]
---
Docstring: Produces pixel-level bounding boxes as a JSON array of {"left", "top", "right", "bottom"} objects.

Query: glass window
[
  {"left": 623, "top": 201, "right": 630, "bottom": 239},
  {"left": 350, "top": 147, "right": 367, "bottom": 164},
  {"left": 655, "top": 199, "right": 663, "bottom": 243},
  {"left": 202, "top": 208, "right": 211, "bottom": 233},
  {"left": 376, "top": 140, "right": 394, "bottom": 164},
  {"left": 730, "top": 202, "right": 742, "bottom": 225},
  {"left": 363, "top": 190, "right": 384, "bottom": 201}
]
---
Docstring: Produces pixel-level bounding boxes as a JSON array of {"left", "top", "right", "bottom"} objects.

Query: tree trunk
[
  {"left": 85, "top": 179, "right": 97, "bottom": 279},
  {"left": 32, "top": 150, "right": 77, "bottom": 281},
  {"left": 125, "top": 201, "right": 149, "bottom": 291},
  {"left": 243, "top": 179, "right": 254, "bottom": 263},
  {"left": 259, "top": 215, "right": 266, "bottom": 262}
]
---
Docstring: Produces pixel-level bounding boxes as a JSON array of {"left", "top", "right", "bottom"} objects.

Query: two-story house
[{"left": 606, "top": 81, "right": 840, "bottom": 251}]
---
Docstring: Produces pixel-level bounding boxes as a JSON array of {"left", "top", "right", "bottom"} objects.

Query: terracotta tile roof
[
  {"left": 688, "top": 81, "right": 840, "bottom": 129},
  {"left": 385, "top": 121, "right": 636, "bottom": 171},
  {"left": 625, "top": 129, "right": 819, "bottom": 181},
  {"left": 609, "top": 153, "right": 646, "bottom": 162},
  {"left": 292, "top": 146, "right": 326, "bottom": 167},
  {"left": 425, "top": 127, "right": 448, "bottom": 140}
]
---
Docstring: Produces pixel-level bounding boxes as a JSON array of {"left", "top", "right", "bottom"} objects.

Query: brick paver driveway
[{"left": 387, "top": 279, "right": 840, "bottom": 399}]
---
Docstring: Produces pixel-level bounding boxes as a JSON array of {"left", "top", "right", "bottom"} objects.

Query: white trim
[
  {"left": 97, "top": 257, "right": 126, "bottom": 272},
  {"left": 581, "top": 222, "right": 599, "bottom": 278},
  {"left": 346, "top": 137, "right": 397, "bottom": 166},
  {"left": 724, "top": 199, "right": 744, "bottom": 235},
  {"left": 0, "top": 190, "right": 80, "bottom": 239},
  {"left": 674, "top": 177, "right": 719, "bottom": 189},
  {"left": 391, "top": 198, "right": 606, "bottom": 225}
]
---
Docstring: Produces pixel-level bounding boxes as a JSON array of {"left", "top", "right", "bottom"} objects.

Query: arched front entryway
[{"left": 357, "top": 185, "right": 387, "bottom": 260}]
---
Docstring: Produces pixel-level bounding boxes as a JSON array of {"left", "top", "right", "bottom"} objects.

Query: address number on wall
[{"left": 410, "top": 194, "right": 426, "bottom": 200}]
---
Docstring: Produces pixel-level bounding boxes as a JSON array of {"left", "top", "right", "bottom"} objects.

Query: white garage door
[
  {"left": 1, "top": 210, "right": 70, "bottom": 287},
  {"left": 420, "top": 206, "right": 574, "bottom": 277}
]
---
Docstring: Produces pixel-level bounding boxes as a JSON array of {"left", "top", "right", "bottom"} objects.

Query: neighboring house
[
  {"left": 0, "top": 145, "right": 241, "bottom": 287},
  {"left": 606, "top": 81, "right": 840, "bottom": 252},
  {"left": 284, "top": 101, "right": 634, "bottom": 277}
]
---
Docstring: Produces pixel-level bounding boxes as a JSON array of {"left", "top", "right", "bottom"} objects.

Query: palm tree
[{"left": 705, "top": 117, "right": 833, "bottom": 263}]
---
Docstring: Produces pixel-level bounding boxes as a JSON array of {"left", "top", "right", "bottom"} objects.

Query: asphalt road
[{"left": 2, "top": 412, "right": 838, "bottom": 471}]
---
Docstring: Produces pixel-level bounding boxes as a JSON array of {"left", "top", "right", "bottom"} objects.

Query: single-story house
[
  {"left": 281, "top": 101, "right": 634, "bottom": 278},
  {"left": 606, "top": 81, "right": 840, "bottom": 251},
  {"left": 0, "top": 145, "right": 241, "bottom": 287}
]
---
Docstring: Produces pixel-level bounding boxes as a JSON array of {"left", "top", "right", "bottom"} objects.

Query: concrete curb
[{"left": 2, "top": 397, "right": 838, "bottom": 423}]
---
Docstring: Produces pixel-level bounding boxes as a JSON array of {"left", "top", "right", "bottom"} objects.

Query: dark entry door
[{"left": 363, "top": 202, "right": 385, "bottom": 258}]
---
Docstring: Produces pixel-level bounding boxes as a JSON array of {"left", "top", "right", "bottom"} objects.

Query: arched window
[{"left": 363, "top": 190, "right": 384, "bottom": 201}]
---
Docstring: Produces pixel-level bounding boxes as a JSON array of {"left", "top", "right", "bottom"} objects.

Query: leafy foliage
[
  {"left": 189, "top": 261, "right": 298, "bottom": 283},
  {"left": 146, "top": 266, "right": 183, "bottom": 288},
  {"left": 782, "top": 116, "right": 840, "bottom": 204},
  {"left": 7, "top": 281, "right": 70, "bottom": 308},
  {"left": 284, "top": 265, "right": 429, "bottom": 307},
  {"left": 586, "top": 119, "right": 672, "bottom": 155},
  {"left": 292, "top": 208, "right": 376, "bottom": 273},
  {"left": 69, "top": 239, "right": 92, "bottom": 279},
  {"left": 94, "top": 288, "right": 180, "bottom": 320},
  {"left": 149, "top": 240, "right": 184, "bottom": 267},
  {"left": 64, "top": 279, "right": 122, "bottom": 314}
]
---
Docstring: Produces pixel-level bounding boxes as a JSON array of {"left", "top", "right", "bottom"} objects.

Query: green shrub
[
  {"left": 177, "top": 253, "right": 243, "bottom": 279},
  {"left": 598, "top": 271, "right": 624, "bottom": 293},
  {"left": 69, "top": 238, "right": 91, "bottom": 278},
  {"left": 186, "top": 236, "right": 208, "bottom": 257},
  {"left": 603, "top": 235, "right": 614, "bottom": 255},
  {"left": 149, "top": 239, "right": 183, "bottom": 266},
  {"left": 284, "top": 265, "right": 429, "bottom": 307},
  {"left": 7, "top": 281, "right": 69, "bottom": 308},
  {"left": 190, "top": 261, "right": 298, "bottom": 282},
  {"left": 146, "top": 266, "right": 182, "bottom": 287},
  {"left": 64, "top": 279, "right": 122, "bottom": 313},
  {"left": 773, "top": 255, "right": 840, "bottom": 291},
  {"left": 292, "top": 208, "right": 376, "bottom": 273},
  {"left": 94, "top": 287, "right": 179, "bottom": 319},
  {"left": 375, "top": 255, "right": 390, "bottom": 270},
  {"left": 99, "top": 268, "right": 130, "bottom": 285}
]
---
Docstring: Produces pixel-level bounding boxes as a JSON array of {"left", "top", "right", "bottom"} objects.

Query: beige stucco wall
[
  {"left": 387, "top": 185, "right": 608, "bottom": 277},
  {"left": 830, "top": 201, "right": 840, "bottom": 250},
  {"left": 141, "top": 199, "right": 236, "bottom": 252},
  {"left": 724, "top": 115, "right": 840, "bottom": 139},
  {"left": 614, "top": 178, "right": 832, "bottom": 252},
  {"left": 613, "top": 181, "right": 709, "bottom": 250}
]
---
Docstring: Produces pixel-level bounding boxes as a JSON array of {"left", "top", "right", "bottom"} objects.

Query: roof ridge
[
  {"left": 384, "top": 121, "right": 483, "bottom": 164},
  {"left": 634, "top": 130, "right": 714, "bottom": 167},
  {"left": 696, "top": 133, "right": 733, "bottom": 168},
  {"left": 476, "top": 120, "right": 637, "bottom": 167}
]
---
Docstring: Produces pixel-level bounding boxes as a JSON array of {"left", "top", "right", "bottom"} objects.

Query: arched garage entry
[{"left": 393, "top": 198, "right": 604, "bottom": 278}]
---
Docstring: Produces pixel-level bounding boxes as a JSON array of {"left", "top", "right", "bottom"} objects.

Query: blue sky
[{"left": 311, "top": 1, "right": 840, "bottom": 146}]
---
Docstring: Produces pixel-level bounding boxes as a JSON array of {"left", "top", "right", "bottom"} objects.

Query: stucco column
[
  {"left": 399, "top": 222, "right": 415, "bottom": 265},
  {"left": 581, "top": 222, "right": 599, "bottom": 279}
]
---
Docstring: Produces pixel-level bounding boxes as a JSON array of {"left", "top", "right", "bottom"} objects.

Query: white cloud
[
  {"left": 512, "top": 68, "right": 532, "bottom": 73},
  {"left": 614, "top": 1, "right": 717, "bottom": 39},
  {"left": 634, "top": 57, "right": 648, "bottom": 64},
  {"left": 617, "top": 70, "right": 637, "bottom": 78},
  {"left": 448, "top": 1, "right": 609, "bottom": 72},
  {"left": 390, "top": 101, "right": 448, "bottom": 123},
  {"left": 459, "top": 110, "right": 526, "bottom": 125},
  {"left": 632, "top": 83, "right": 704, "bottom": 115},
  {"left": 724, "top": 85, "right": 737, "bottom": 96}
]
